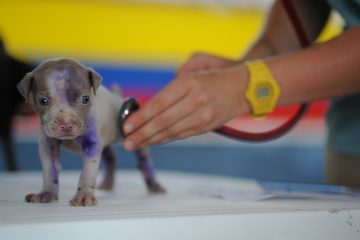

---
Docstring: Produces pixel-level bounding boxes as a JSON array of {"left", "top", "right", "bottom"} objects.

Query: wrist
[{"left": 223, "top": 64, "right": 252, "bottom": 116}]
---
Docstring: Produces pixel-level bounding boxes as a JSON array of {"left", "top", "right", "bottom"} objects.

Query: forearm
[{"left": 263, "top": 26, "right": 360, "bottom": 106}]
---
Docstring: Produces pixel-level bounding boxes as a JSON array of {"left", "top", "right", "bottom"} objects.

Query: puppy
[{"left": 17, "top": 58, "right": 165, "bottom": 206}]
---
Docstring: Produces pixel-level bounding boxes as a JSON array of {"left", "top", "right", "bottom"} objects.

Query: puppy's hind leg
[
  {"left": 98, "top": 145, "right": 116, "bottom": 190},
  {"left": 135, "top": 147, "right": 165, "bottom": 193}
]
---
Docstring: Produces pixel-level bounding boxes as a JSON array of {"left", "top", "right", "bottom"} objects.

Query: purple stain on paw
[{"left": 81, "top": 116, "right": 101, "bottom": 158}]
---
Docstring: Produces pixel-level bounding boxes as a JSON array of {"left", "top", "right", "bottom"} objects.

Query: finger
[
  {"left": 137, "top": 128, "right": 197, "bottom": 149},
  {"left": 135, "top": 107, "right": 215, "bottom": 149},
  {"left": 156, "top": 128, "right": 199, "bottom": 145},
  {"left": 123, "top": 91, "right": 201, "bottom": 150},
  {"left": 123, "top": 79, "right": 188, "bottom": 135}
]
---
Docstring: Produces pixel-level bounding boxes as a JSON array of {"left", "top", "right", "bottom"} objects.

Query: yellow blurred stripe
[{"left": 0, "top": 0, "right": 341, "bottom": 65}]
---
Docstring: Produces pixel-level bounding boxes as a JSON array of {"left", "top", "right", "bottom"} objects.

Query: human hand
[
  {"left": 177, "top": 52, "right": 239, "bottom": 75},
  {"left": 122, "top": 65, "right": 250, "bottom": 151}
]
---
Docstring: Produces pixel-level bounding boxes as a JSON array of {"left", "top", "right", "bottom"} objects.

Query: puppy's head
[{"left": 17, "top": 58, "right": 101, "bottom": 139}]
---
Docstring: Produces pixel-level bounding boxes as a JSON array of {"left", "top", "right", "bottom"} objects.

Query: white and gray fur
[{"left": 17, "top": 58, "right": 165, "bottom": 206}]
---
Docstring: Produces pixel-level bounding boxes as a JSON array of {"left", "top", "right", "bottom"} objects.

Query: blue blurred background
[{"left": 0, "top": 0, "right": 344, "bottom": 183}]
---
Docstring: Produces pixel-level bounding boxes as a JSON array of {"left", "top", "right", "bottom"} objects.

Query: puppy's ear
[
  {"left": 17, "top": 72, "right": 34, "bottom": 103},
  {"left": 88, "top": 67, "right": 102, "bottom": 95}
]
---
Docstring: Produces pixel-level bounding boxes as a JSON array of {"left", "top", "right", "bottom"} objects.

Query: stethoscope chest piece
[{"left": 118, "top": 97, "right": 140, "bottom": 138}]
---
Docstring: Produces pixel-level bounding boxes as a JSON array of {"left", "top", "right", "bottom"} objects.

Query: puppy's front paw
[
  {"left": 25, "top": 192, "right": 58, "bottom": 203},
  {"left": 69, "top": 191, "right": 97, "bottom": 206}
]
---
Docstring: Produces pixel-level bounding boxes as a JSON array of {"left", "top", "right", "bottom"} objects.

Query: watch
[{"left": 245, "top": 59, "right": 280, "bottom": 117}]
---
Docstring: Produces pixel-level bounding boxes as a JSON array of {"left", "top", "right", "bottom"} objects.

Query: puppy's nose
[{"left": 59, "top": 122, "right": 74, "bottom": 134}]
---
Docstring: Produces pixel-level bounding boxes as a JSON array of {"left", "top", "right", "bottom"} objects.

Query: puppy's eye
[
  {"left": 39, "top": 97, "right": 49, "bottom": 106},
  {"left": 81, "top": 95, "right": 90, "bottom": 104}
]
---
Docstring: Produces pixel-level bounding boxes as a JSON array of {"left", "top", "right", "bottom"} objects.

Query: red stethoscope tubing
[{"left": 214, "top": 0, "right": 310, "bottom": 142}]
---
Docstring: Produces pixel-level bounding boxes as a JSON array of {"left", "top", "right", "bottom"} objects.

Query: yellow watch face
[{"left": 255, "top": 82, "right": 272, "bottom": 101}]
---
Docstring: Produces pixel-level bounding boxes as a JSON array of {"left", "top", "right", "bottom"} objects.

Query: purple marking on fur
[
  {"left": 50, "top": 161, "right": 58, "bottom": 184},
  {"left": 81, "top": 115, "right": 101, "bottom": 158},
  {"left": 56, "top": 87, "right": 68, "bottom": 104},
  {"left": 47, "top": 138, "right": 59, "bottom": 183},
  {"left": 51, "top": 70, "right": 69, "bottom": 104},
  {"left": 51, "top": 70, "right": 70, "bottom": 81},
  {"left": 136, "top": 150, "right": 155, "bottom": 178}
]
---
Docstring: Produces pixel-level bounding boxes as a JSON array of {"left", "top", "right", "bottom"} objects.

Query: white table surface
[{"left": 0, "top": 170, "right": 359, "bottom": 240}]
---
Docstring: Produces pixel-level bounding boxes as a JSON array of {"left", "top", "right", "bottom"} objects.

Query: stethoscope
[{"left": 119, "top": 0, "right": 310, "bottom": 142}]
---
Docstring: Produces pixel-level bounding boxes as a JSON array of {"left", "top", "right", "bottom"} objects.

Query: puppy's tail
[{"left": 110, "top": 83, "right": 123, "bottom": 98}]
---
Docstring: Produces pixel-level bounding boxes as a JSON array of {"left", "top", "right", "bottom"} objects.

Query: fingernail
[
  {"left": 124, "top": 124, "right": 133, "bottom": 134},
  {"left": 124, "top": 139, "right": 135, "bottom": 151}
]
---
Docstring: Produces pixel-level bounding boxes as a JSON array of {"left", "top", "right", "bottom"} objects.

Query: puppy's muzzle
[{"left": 49, "top": 117, "right": 83, "bottom": 138}]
